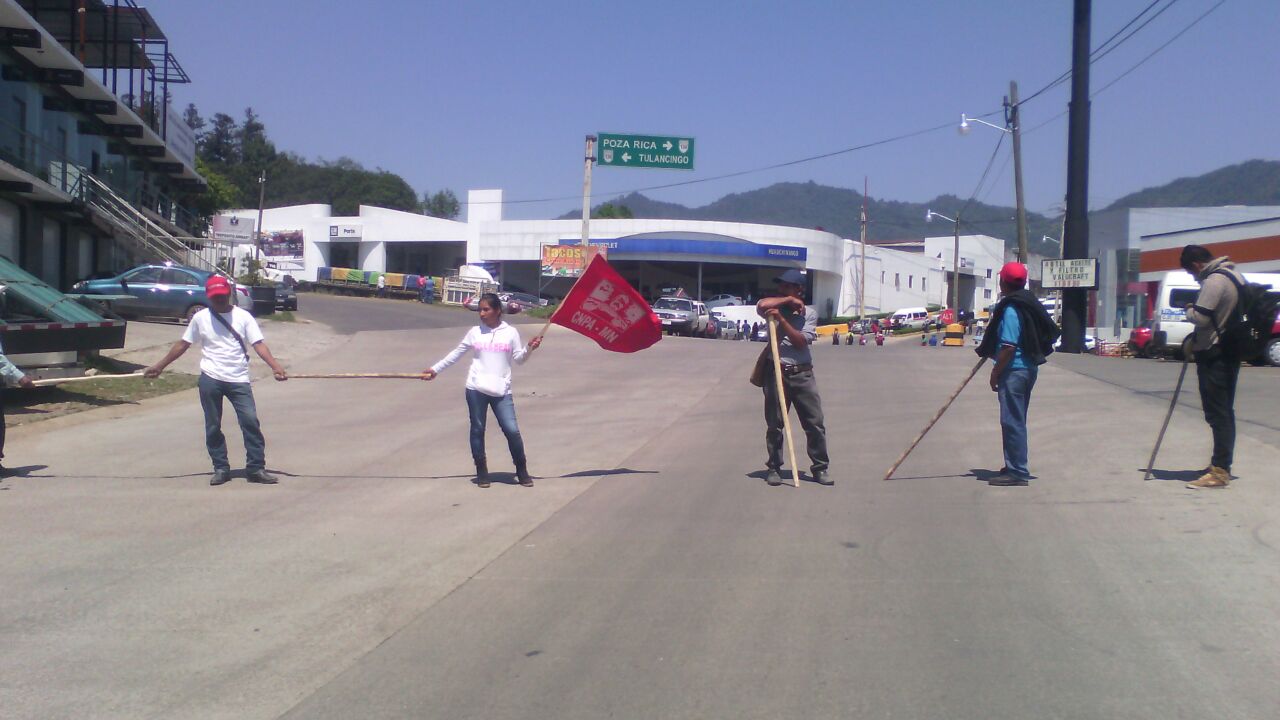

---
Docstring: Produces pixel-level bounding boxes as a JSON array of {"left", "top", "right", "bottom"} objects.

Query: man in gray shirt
[
  {"left": 1180, "top": 244, "right": 1245, "bottom": 489},
  {"left": 756, "top": 268, "right": 830, "bottom": 486}
]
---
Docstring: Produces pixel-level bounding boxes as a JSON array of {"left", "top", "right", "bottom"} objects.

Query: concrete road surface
[{"left": 3, "top": 298, "right": 1277, "bottom": 719}]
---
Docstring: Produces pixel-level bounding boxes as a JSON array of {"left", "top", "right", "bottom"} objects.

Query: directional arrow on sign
[
  {"left": 663, "top": 140, "right": 673, "bottom": 151},
  {"left": 622, "top": 152, "right": 631, "bottom": 162}
]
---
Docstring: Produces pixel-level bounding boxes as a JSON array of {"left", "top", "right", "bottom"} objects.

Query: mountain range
[{"left": 561, "top": 159, "right": 1280, "bottom": 257}]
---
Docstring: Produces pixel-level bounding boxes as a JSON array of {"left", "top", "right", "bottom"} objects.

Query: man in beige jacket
[{"left": 1179, "top": 244, "right": 1245, "bottom": 489}]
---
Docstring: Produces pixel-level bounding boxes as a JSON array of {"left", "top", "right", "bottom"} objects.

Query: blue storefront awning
[{"left": 562, "top": 236, "right": 806, "bottom": 263}]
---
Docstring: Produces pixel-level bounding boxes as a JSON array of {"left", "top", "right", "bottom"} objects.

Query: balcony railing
[{"left": 0, "top": 116, "right": 200, "bottom": 235}]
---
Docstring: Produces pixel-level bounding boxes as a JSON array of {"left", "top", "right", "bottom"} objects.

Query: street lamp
[
  {"left": 926, "top": 209, "right": 961, "bottom": 312},
  {"left": 959, "top": 80, "right": 1029, "bottom": 265}
]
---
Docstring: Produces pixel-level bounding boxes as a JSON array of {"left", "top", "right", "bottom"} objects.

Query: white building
[
  {"left": 923, "top": 234, "right": 1007, "bottom": 312},
  {"left": 233, "top": 189, "right": 973, "bottom": 319}
]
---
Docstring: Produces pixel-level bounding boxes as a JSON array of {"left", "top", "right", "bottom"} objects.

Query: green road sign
[{"left": 597, "top": 133, "right": 695, "bottom": 170}]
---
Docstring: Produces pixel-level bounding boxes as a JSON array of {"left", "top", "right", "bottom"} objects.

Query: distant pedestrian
[
  {"left": 423, "top": 293, "right": 541, "bottom": 488},
  {"left": 376, "top": 273, "right": 387, "bottom": 298},
  {"left": 0, "top": 331, "right": 35, "bottom": 475},
  {"left": 425, "top": 275, "right": 435, "bottom": 304},
  {"left": 757, "top": 269, "right": 830, "bottom": 486},
  {"left": 417, "top": 274, "right": 428, "bottom": 303},
  {"left": 975, "top": 262, "right": 1059, "bottom": 487},
  {"left": 1180, "top": 245, "right": 1246, "bottom": 489},
  {"left": 145, "top": 275, "right": 289, "bottom": 486}
]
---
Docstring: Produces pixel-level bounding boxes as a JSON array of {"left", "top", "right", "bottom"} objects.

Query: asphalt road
[
  {"left": 299, "top": 291, "right": 539, "bottom": 334},
  {"left": 3, "top": 307, "right": 1277, "bottom": 720}
]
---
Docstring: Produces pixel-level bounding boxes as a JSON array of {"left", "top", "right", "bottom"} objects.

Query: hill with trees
[
  {"left": 1103, "top": 159, "right": 1280, "bottom": 210},
  {"left": 183, "top": 105, "right": 459, "bottom": 220},
  {"left": 564, "top": 182, "right": 1062, "bottom": 256}
]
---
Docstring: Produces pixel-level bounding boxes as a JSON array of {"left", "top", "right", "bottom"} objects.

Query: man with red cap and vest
[
  {"left": 145, "top": 275, "right": 289, "bottom": 486},
  {"left": 976, "top": 262, "right": 1059, "bottom": 486}
]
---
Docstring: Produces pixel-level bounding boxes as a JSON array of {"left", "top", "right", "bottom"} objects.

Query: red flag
[{"left": 551, "top": 254, "right": 662, "bottom": 353}]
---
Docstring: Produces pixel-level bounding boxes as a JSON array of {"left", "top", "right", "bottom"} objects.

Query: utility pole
[
  {"left": 858, "top": 176, "right": 867, "bottom": 320},
  {"left": 1060, "top": 0, "right": 1092, "bottom": 353},
  {"left": 254, "top": 170, "right": 266, "bottom": 269},
  {"left": 951, "top": 217, "right": 961, "bottom": 312},
  {"left": 1008, "top": 80, "right": 1028, "bottom": 264},
  {"left": 580, "top": 135, "right": 596, "bottom": 259}
]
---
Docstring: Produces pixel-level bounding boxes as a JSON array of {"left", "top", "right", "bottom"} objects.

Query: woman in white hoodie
[{"left": 424, "top": 293, "right": 542, "bottom": 488}]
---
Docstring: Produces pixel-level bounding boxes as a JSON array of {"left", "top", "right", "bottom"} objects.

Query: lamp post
[
  {"left": 959, "top": 80, "right": 1028, "bottom": 264},
  {"left": 254, "top": 170, "right": 266, "bottom": 271},
  {"left": 926, "top": 209, "right": 961, "bottom": 312}
]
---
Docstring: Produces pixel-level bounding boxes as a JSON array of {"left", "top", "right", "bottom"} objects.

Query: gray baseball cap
[{"left": 773, "top": 268, "right": 806, "bottom": 285}]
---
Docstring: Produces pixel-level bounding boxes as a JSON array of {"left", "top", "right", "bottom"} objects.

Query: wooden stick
[
  {"left": 288, "top": 373, "right": 427, "bottom": 379},
  {"left": 1143, "top": 357, "right": 1190, "bottom": 481},
  {"left": 32, "top": 371, "right": 145, "bottom": 387},
  {"left": 883, "top": 356, "right": 986, "bottom": 481},
  {"left": 768, "top": 316, "right": 801, "bottom": 487}
]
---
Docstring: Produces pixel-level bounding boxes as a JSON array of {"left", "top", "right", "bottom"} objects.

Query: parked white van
[
  {"left": 890, "top": 307, "right": 930, "bottom": 330},
  {"left": 1152, "top": 270, "right": 1280, "bottom": 355}
]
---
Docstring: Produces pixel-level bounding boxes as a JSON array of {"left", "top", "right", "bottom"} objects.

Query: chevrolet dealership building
[{"left": 236, "top": 188, "right": 947, "bottom": 318}]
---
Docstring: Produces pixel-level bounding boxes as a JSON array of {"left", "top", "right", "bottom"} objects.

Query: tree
[
  {"left": 422, "top": 189, "right": 461, "bottom": 219},
  {"left": 202, "top": 113, "right": 239, "bottom": 164},
  {"left": 593, "top": 202, "right": 633, "bottom": 219},
  {"left": 182, "top": 103, "right": 205, "bottom": 134},
  {"left": 191, "top": 157, "right": 242, "bottom": 218},
  {"left": 238, "top": 107, "right": 276, "bottom": 171}
]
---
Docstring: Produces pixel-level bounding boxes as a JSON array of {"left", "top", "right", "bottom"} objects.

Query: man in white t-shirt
[{"left": 145, "top": 275, "right": 288, "bottom": 486}]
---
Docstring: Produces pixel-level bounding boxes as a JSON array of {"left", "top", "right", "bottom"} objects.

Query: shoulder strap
[{"left": 209, "top": 308, "right": 250, "bottom": 360}]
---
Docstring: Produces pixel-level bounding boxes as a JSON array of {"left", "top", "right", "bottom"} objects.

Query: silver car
[{"left": 651, "top": 297, "right": 710, "bottom": 337}]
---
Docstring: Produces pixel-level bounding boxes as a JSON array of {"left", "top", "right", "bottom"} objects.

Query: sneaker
[
  {"left": 813, "top": 470, "right": 834, "bottom": 486},
  {"left": 210, "top": 469, "right": 232, "bottom": 486},
  {"left": 765, "top": 469, "right": 782, "bottom": 486},
  {"left": 1186, "top": 466, "right": 1230, "bottom": 490},
  {"left": 988, "top": 474, "right": 1029, "bottom": 487},
  {"left": 246, "top": 469, "right": 279, "bottom": 484}
]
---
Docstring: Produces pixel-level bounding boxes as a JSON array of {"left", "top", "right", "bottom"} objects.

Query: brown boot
[
  {"left": 475, "top": 457, "right": 490, "bottom": 489},
  {"left": 1186, "top": 466, "right": 1230, "bottom": 489}
]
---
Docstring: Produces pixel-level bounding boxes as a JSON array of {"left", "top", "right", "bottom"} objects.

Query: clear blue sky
[{"left": 151, "top": 0, "right": 1276, "bottom": 221}]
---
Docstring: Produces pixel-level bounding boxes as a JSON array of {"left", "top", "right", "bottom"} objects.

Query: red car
[{"left": 1128, "top": 320, "right": 1155, "bottom": 358}]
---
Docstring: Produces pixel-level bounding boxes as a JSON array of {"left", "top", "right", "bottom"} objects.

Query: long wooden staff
[
  {"left": 768, "top": 316, "right": 801, "bottom": 487},
  {"left": 1143, "top": 357, "right": 1190, "bottom": 481},
  {"left": 288, "top": 373, "right": 427, "bottom": 379},
  {"left": 883, "top": 357, "right": 986, "bottom": 481},
  {"left": 32, "top": 372, "right": 144, "bottom": 387}
]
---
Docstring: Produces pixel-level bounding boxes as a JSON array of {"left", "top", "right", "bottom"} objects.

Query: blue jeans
[
  {"left": 198, "top": 373, "right": 266, "bottom": 471},
  {"left": 465, "top": 388, "right": 526, "bottom": 466},
  {"left": 998, "top": 366, "right": 1038, "bottom": 480}
]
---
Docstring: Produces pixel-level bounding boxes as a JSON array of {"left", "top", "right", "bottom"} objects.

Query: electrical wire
[
  {"left": 1018, "top": 0, "right": 1176, "bottom": 105},
  {"left": 1022, "top": 0, "right": 1225, "bottom": 136},
  {"left": 463, "top": 117, "right": 990, "bottom": 206}
]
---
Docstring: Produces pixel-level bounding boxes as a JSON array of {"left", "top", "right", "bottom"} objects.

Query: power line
[
  {"left": 960, "top": 133, "right": 1006, "bottom": 220},
  {"left": 1018, "top": 0, "right": 1177, "bottom": 105},
  {"left": 1093, "top": 0, "right": 1225, "bottom": 95},
  {"left": 464, "top": 116, "right": 998, "bottom": 206},
  {"left": 1023, "top": 0, "right": 1226, "bottom": 136}
]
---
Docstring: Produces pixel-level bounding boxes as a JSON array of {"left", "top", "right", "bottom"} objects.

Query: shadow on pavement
[
  {"left": 0, "top": 464, "right": 48, "bottom": 478},
  {"left": 555, "top": 467, "right": 658, "bottom": 479},
  {"left": 1143, "top": 467, "right": 1212, "bottom": 482}
]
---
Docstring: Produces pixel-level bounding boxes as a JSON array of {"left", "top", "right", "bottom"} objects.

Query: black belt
[{"left": 781, "top": 363, "right": 813, "bottom": 376}]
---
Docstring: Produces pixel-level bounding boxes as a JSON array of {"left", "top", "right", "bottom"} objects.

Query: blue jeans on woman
[
  {"left": 198, "top": 373, "right": 266, "bottom": 471},
  {"left": 465, "top": 388, "right": 526, "bottom": 467},
  {"left": 997, "top": 365, "right": 1038, "bottom": 480}
]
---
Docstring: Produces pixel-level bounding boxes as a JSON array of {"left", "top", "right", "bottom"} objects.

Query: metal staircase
[{"left": 74, "top": 172, "right": 230, "bottom": 276}]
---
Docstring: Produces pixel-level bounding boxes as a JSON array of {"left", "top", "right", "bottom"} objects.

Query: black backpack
[{"left": 1214, "top": 270, "right": 1278, "bottom": 360}]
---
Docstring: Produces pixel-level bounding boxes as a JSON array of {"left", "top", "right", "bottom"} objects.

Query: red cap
[
  {"left": 205, "top": 275, "right": 231, "bottom": 297},
  {"left": 998, "top": 262, "right": 1028, "bottom": 284}
]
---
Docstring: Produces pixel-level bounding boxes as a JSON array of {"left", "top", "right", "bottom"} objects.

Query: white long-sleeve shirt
[{"left": 431, "top": 321, "right": 529, "bottom": 397}]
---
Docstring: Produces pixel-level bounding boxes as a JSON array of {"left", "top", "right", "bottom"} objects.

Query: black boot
[
  {"left": 516, "top": 461, "right": 533, "bottom": 487},
  {"left": 475, "top": 457, "right": 490, "bottom": 488}
]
